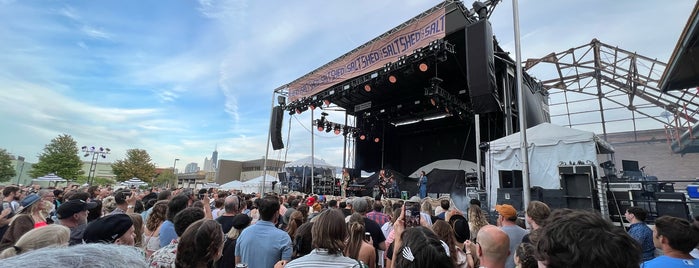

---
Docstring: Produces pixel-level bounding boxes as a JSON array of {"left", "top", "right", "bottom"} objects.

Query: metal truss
[{"left": 524, "top": 39, "right": 699, "bottom": 153}]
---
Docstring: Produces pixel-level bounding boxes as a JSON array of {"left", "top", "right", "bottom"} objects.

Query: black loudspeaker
[
  {"left": 499, "top": 170, "right": 523, "bottom": 188},
  {"left": 278, "top": 172, "right": 288, "bottom": 183},
  {"left": 465, "top": 20, "right": 499, "bottom": 114},
  {"left": 607, "top": 191, "right": 633, "bottom": 221},
  {"left": 541, "top": 189, "right": 566, "bottom": 209},
  {"left": 270, "top": 106, "right": 284, "bottom": 150},
  {"left": 497, "top": 188, "right": 523, "bottom": 211},
  {"left": 656, "top": 192, "right": 690, "bottom": 220},
  {"left": 561, "top": 173, "right": 599, "bottom": 210}
]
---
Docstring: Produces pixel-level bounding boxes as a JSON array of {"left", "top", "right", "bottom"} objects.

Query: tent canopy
[
  {"left": 284, "top": 156, "right": 337, "bottom": 169},
  {"left": 33, "top": 173, "right": 67, "bottom": 182},
  {"left": 220, "top": 180, "right": 244, "bottom": 190},
  {"left": 486, "top": 123, "right": 613, "bottom": 208},
  {"left": 489, "top": 123, "right": 614, "bottom": 154}
]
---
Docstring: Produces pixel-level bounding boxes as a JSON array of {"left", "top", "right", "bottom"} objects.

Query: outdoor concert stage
[{"left": 272, "top": 1, "right": 548, "bottom": 206}]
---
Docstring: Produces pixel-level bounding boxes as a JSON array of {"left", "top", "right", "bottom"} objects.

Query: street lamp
[
  {"left": 173, "top": 158, "right": 180, "bottom": 188},
  {"left": 81, "top": 146, "right": 110, "bottom": 186}
]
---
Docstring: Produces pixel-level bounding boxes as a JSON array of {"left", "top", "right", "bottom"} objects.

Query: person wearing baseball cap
[
  {"left": 83, "top": 213, "right": 135, "bottom": 246},
  {"left": 495, "top": 204, "right": 528, "bottom": 268},
  {"left": 57, "top": 199, "right": 98, "bottom": 245}
]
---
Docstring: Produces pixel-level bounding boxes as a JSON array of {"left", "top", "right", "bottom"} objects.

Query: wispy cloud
[{"left": 81, "top": 25, "right": 111, "bottom": 40}]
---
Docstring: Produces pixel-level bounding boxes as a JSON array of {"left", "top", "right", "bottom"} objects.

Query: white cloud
[{"left": 81, "top": 25, "right": 111, "bottom": 40}]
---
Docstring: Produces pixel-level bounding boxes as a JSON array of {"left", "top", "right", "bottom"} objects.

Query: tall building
[
  {"left": 211, "top": 147, "right": 218, "bottom": 171},
  {"left": 184, "top": 162, "right": 200, "bottom": 173},
  {"left": 203, "top": 157, "right": 212, "bottom": 172}
]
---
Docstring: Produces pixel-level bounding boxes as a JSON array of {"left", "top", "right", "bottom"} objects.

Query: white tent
[
  {"left": 219, "top": 180, "right": 244, "bottom": 190},
  {"left": 485, "top": 123, "right": 614, "bottom": 208},
  {"left": 121, "top": 177, "right": 148, "bottom": 187},
  {"left": 241, "top": 174, "right": 278, "bottom": 194},
  {"left": 33, "top": 173, "right": 67, "bottom": 182},
  {"left": 284, "top": 156, "right": 337, "bottom": 169}
]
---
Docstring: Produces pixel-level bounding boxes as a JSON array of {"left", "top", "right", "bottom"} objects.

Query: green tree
[
  {"left": 111, "top": 149, "right": 156, "bottom": 182},
  {"left": 154, "top": 169, "right": 176, "bottom": 187},
  {"left": 29, "top": 134, "right": 83, "bottom": 180},
  {"left": 0, "top": 149, "right": 17, "bottom": 182}
]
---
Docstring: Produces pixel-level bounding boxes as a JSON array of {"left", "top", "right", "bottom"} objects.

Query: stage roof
[{"left": 660, "top": 1, "right": 699, "bottom": 92}]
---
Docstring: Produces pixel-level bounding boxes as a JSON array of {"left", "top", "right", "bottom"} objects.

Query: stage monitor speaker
[
  {"left": 607, "top": 191, "right": 633, "bottom": 220},
  {"left": 561, "top": 173, "right": 593, "bottom": 196},
  {"left": 270, "top": 106, "right": 284, "bottom": 150},
  {"left": 465, "top": 19, "right": 499, "bottom": 114},
  {"left": 497, "top": 188, "right": 523, "bottom": 211},
  {"left": 656, "top": 192, "right": 690, "bottom": 220},
  {"left": 541, "top": 189, "right": 566, "bottom": 209},
  {"left": 499, "top": 170, "right": 523, "bottom": 188},
  {"left": 278, "top": 172, "right": 288, "bottom": 184}
]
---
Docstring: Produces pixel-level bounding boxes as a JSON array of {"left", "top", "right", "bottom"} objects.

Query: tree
[
  {"left": 154, "top": 169, "right": 176, "bottom": 187},
  {"left": 29, "top": 134, "right": 83, "bottom": 180},
  {"left": 111, "top": 149, "right": 156, "bottom": 182},
  {"left": 0, "top": 149, "right": 16, "bottom": 182}
]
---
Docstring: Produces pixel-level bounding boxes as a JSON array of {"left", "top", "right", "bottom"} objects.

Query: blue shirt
[
  {"left": 643, "top": 255, "right": 699, "bottom": 268},
  {"left": 235, "top": 220, "right": 292, "bottom": 268},
  {"left": 158, "top": 220, "right": 177, "bottom": 248},
  {"left": 628, "top": 222, "right": 655, "bottom": 261}
]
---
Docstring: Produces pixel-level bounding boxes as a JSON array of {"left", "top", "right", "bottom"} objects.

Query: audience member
[
  {"left": 433, "top": 220, "right": 471, "bottom": 268},
  {"left": 175, "top": 219, "right": 224, "bottom": 268},
  {"left": 287, "top": 211, "right": 305, "bottom": 239},
  {"left": 625, "top": 206, "right": 655, "bottom": 262},
  {"left": 476, "top": 225, "right": 509, "bottom": 268},
  {"left": 0, "top": 224, "right": 69, "bottom": 259},
  {"left": 148, "top": 207, "right": 206, "bottom": 268},
  {"left": 283, "top": 209, "right": 360, "bottom": 268},
  {"left": 217, "top": 214, "right": 251, "bottom": 268},
  {"left": 514, "top": 242, "right": 537, "bottom": 268},
  {"left": 522, "top": 201, "right": 550, "bottom": 244},
  {"left": 0, "top": 186, "right": 20, "bottom": 239},
  {"left": 56, "top": 199, "right": 97, "bottom": 245},
  {"left": 345, "top": 213, "right": 376, "bottom": 268},
  {"left": 159, "top": 194, "right": 189, "bottom": 247},
  {"left": 352, "top": 197, "right": 387, "bottom": 252},
  {"left": 143, "top": 200, "right": 168, "bottom": 257},
  {"left": 1, "top": 243, "right": 147, "bottom": 267},
  {"left": 535, "top": 209, "right": 640, "bottom": 268},
  {"left": 642, "top": 215, "right": 699, "bottom": 268},
  {"left": 392, "top": 225, "right": 453, "bottom": 268},
  {"left": 127, "top": 213, "right": 144, "bottom": 247},
  {"left": 83, "top": 213, "right": 135, "bottom": 246},
  {"left": 496, "top": 204, "right": 528, "bottom": 268},
  {"left": 367, "top": 201, "right": 390, "bottom": 226},
  {"left": 292, "top": 222, "right": 314, "bottom": 260},
  {"left": 0, "top": 194, "right": 47, "bottom": 251},
  {"left": 235, "top": 195, "right": 292, "bottom": 268},
  {"left": 436, "top": 199, "right": 450, "bottom": 220}
]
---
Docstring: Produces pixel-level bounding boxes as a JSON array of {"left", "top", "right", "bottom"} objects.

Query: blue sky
[{"left": 0, "top": 0, "right": 693, "bottom": 171}]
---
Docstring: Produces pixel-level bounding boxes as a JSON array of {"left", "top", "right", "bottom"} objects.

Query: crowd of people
[{"left": 1, "top": 183, "right": 699, "bottom": 267}]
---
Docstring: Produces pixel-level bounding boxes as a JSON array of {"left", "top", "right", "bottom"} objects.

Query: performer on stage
[
  {"left": 341, "top": 168, "right": 350, "bottom": 198},
  {"left": 379, "top": 169, "right": 389, "bottom": 198},
  {"left": 418, "top": 170, "right": 428, "bottom": 199}
]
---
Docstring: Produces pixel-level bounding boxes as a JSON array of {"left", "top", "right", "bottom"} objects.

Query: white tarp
[
  {"left": 219, "top": 180, "right": 244, "bottom": 190},
  {"left": 284, "top": 156, "right": 337, "bottom": 169},
  {"left": 240, "top": 174, "right": 279, "bottom": 194},
  {"left": 33, "top": 173, "right": 67, "bottom": 182},
  {"left": 486, "top": 123, "right": 614, "bottom": 208}
]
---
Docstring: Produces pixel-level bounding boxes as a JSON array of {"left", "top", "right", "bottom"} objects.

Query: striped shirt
[{"left": 285, "top": 249, "right": 361, "bottom": 268}]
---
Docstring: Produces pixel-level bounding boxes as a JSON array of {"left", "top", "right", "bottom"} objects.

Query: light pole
[
  {"left": 173, "top": 158, "right": 180, "bottom": 188},
  {"left": 82, "top": 146, "right": 110, "bottom": 186},
  {"left": 16, "top": 156, "right": 25, "bottom": 185}
]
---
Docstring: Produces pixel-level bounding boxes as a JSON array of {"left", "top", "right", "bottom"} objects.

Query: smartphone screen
[
  {"left": 404, "top": 201, "right": 421, "bottom": 228},
  {"left": 364, "top": 232, "right": 371, "bottom": 242}
]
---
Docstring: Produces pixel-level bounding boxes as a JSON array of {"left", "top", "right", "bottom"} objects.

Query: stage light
[
  {"left": 388, "top": 75, "right": 397, "bottom": 84},
  {"left": 342, "top": 126, "right": 350, "bottom": 136},
  {"left": 334, "top": 125, "right": 341, "bottom": 135},
  {"left": 364, "top": 84, "right": 371, "bottom": 92},
  {"left": 430, "top": 97, "right": 439, "bottom": 106},
  {"left": 81, "top": 146, "right": 87, "bottom": 150},
  {"left": 289, "top": 110, "right": 295, "bottom": 115},
  {"left": 419, "top": 63, "right": 429, "bottom": 72},
  {"left": 325, "top": 122, "right": 332, "bottom": 133},
  {"left": 360, "top": 134, "right": 366, "bottom": 140},
  {"left": 374, "top": 137, "right": 380, "bottom": 143},
  {"left": 296, "top": 108, "right": 302, "bottom": 114},
  {"left": 84, "top": 153, "right": 90, "bottom": 157},
  {"left": 324, "top": 99, "right": 331, "bottom": 106},
  {"left": 310, "top": 104, "right": 317, "bottom": 110},
  {"left": 317, "top": 125, "right": 324, "bottom": 131}
]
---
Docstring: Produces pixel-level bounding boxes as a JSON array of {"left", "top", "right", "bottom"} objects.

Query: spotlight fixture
[
  {"left": 359, "top": 134, "right": 366, "bottom": 140},
  {"left": 419, "top": 63, "right": 429, "bottom": 72},
  {"left": 325, "top": 122, "right": 332, "bottom": 133},
  {"left": 342, "top": 126, "right": 350, "bottom": 136},
  {"left": 317, "top": 125, "right": 324, "bottom": 131},
  {"left": 364, "top": 84, "right": 372, "bottom": 92},
  {"left": 295, "top": 108, "right": 302, "bottom": 114},
  {"left": 374, "top": 137, "right": 380, "bottom": 143},
  {"left": 323, "top": 99, "right": 331, "bottom": 106},
  {"left": 333, "top": 125, "right": 341, "bottom": 135},
  {"left": 388, "top": 75, "right": 397, "bottom": 84}
]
